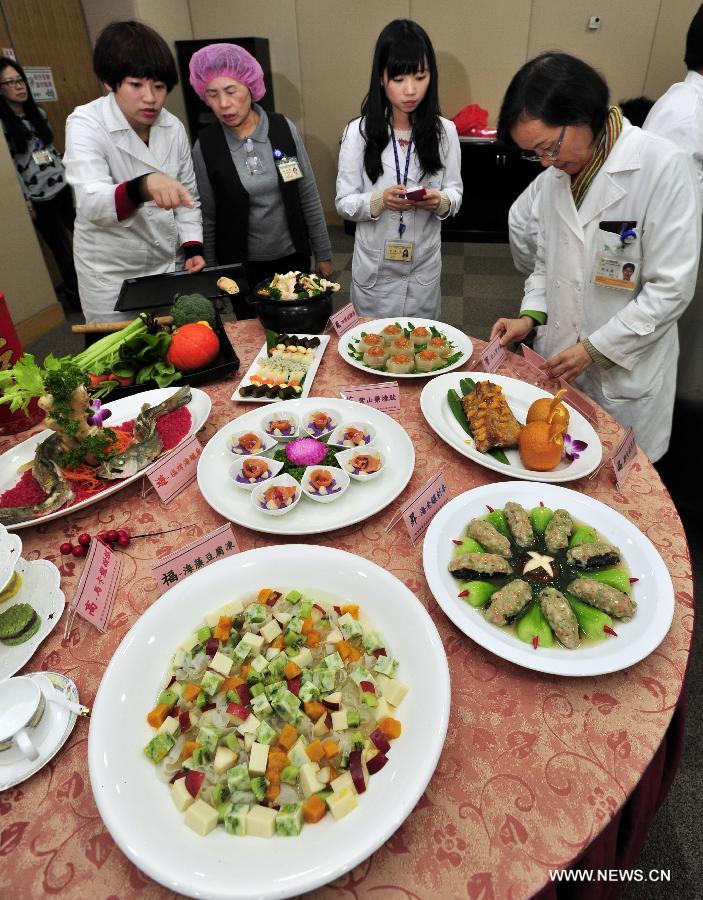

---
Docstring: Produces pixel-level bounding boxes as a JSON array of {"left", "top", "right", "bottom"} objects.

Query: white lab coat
[
  {"left": 508, "top": 170, "right": 545, "bottom": 275},
  {"left": 64, "top": 93, "right": 202, "bottom": 323},
  {"left": 522, "top": 120, "right": 700, "bottom": 462},
  {"left": 644, "top": 70, "right": 703, "bottom": 205},
  {"left": 335, "top": 117, "right": 462, "bottom": 318}
]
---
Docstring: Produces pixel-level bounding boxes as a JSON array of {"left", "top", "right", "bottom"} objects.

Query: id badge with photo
[
  {"left": 592, "top": 251, "right": 641, "bottom": 291},
  {"left": 384, "top": 240, "right": 414, "bottom": 262},
  {"left": 276, "top": 156, "right": 303, "bottom": 182},
  {"left": 32, "top": 149, "right": 52, "bottom": 166}
]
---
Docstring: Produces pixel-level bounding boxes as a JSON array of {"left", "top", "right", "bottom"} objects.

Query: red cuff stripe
[{"left": 115, "top": 182, "right": 136, "bottom": 222}]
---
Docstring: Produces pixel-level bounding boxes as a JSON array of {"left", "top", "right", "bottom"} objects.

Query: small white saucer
[{"left": 0, "top": 671, "right": 79, "bottom": 791}]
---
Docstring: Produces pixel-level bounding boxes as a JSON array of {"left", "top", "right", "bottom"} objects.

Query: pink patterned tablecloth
[{"left": 0, "top": 320, "right": 694, "bottom": 899}]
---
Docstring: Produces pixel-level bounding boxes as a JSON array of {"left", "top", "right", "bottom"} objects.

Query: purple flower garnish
[
  {"left": 285, "top": 438, "right": 327, "bottom": 466},
  {"left": 563, "top": 433, "right": 588, "bottom": 461},
  {"left": 87, "top": 399, "right": 112, "bottom": 427}
]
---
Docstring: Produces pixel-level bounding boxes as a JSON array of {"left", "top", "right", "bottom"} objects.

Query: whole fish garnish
[
  {"left": 95, "top": 386, "right": 192, "bottom": 480},
  {"left": 0, "top": 433, "right": 74, "bottom": 526}
]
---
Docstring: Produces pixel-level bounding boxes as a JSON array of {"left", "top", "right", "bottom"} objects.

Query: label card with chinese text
[
  {"left": 473, "top": 335, "right": 506, "bottom": 373},
  {"left": 340, "top": 381, "right": 400, "bottom": 413},
  {"left": 151, "top": 523, "right": 240, "bottom": 594},
  {"left": 328, "top": 303, "right": 360, "bottom": 337},
  {"left": 611, "top": 426, "right": 638, "bottom": 489},
  {"left": 520, "top": 343, "right": 547, "bottom": 379},
  {"left": 520, "top": 344, "right": 599, "bottom": 427},
  {"left": 74, "top": 540, "right": 122, "bottom": 633},
  {"left": 146, "top": 434, "right": 202, "bottom": 503},
  {"left": 386, "top": 471, "right": 450, "bottom": 544}
]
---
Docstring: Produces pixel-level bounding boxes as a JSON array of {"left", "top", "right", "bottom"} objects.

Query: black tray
[
  {"left": 114, "top": 263, "right": 248, "bottom": 312},
  {"left": 97, "top": 310, "right": 240, "bottom": 402}
]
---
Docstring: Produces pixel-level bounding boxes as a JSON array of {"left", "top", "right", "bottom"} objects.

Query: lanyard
[{"left": 391, "top": 130, "right": 412, "bottom": 238}]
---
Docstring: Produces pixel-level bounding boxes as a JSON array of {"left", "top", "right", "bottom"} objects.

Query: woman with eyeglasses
[
  {"left": 490, "top": 52, "right": 700, "bottom": 462},
  {"left": 335, "top": 19, "right": 462, "bottom": 318},
  {"left": 0, "top": 56, "right": 79, "bottom": 310},
  {"left": 189, "top": 43, "right": 333, "bottom": 318}
]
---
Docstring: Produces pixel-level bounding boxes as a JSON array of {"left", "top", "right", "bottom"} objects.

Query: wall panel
[{"left": 644, "top": 0, "right": 699, "bottom": 100}]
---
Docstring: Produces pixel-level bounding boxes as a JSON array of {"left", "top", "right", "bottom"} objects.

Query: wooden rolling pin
[{"left": 71, "top": 315, "right": 174, "bottom": 334}]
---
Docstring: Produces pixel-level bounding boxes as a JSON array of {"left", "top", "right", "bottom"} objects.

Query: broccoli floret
[{"left": 170, "top": 293, "right": 216, "bottom": 328}]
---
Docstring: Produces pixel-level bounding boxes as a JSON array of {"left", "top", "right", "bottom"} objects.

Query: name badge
[
  {"left": 384, "top": 240, "right": 413, "bottom": 262},
  {"left": 593, "top": 252, "right": 640, "bottom": 291},
  {"left": 276, "top": 156, "right": 303, "bottom": 182},
  {"left": 32, "top": 149, "right": 52, "bottom": 166}
]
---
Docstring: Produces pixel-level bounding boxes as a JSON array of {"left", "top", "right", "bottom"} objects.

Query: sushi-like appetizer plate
[{"left": 232, "top": 333, "right": 330, "bottom": 403}]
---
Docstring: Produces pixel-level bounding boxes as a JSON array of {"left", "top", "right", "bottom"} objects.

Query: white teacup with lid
[{"left": 0, "top": 676, "right": 46, "bottom": 762}]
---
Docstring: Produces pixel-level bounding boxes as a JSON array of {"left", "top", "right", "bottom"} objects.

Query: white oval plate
[
  {"left": 197, "top": 398, "right": 414, "bottom": 536},
  {"left": 0, "top": 557, "right": 65, "bottom": 680},
  {"left": 88, "top": 545, "right": 450, "bottom": 900},
  {"left": 0, "top": 387, "right": 211, "bottom": 531},
  {"left": 339, "top": 317, "right": 473, "bottom": 378},
  {"left": 420, "top": 371, "right": 602, "bottom": 482},
  {"left": 422, "top": 481, "right": 675, "bottom": 677}
]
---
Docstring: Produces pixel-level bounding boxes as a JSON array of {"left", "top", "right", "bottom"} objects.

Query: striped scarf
[{"left": 570, "top": 106, "right": 623, "bottom": 209}]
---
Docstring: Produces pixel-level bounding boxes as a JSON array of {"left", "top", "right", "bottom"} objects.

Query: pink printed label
[
  {"left": 557, "top": 380, "right": 599, "bottom": 428},
  {"left": 475, "top": 336, "right": 507, "bottom": 373},
  {"left": 386, "top": 471, "right": 450, "bottom": 543},
  {"left": 74, "top": 540, "right": 122, "bottom": 633},
  {"left": 520, "top": 343, "right": 546, "bottom": 377},
  {"left": 611, "top": 426, "right": 638, "bottom": 489},
  {"left": 151, "top": 523, "right": 240, "bottom": 593},
  {"left": 329, "top": 303, "right": 360, "bottom": 336},
  {"left": 341, "top": 381, "right": 400, "bottom": 413},
  {"left": 146, "top": 434, "right": 202, "bottom": 503}
]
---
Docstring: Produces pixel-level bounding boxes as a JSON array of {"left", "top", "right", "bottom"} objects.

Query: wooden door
[{"left": 0, "top": 0, "right": 99, "bottom": 151}]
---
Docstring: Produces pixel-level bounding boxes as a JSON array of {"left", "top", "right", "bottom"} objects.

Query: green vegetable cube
[
  {"left": 256, "top": 721, "right": 277, "bottom": 745},
  {"left": 251, "top": 693, "right": 273, "bottom": 718},
  {"left": 244, "top": 603, "right": 267, "bottom": 625},
  {"left": 338, "top": 614, "right": 363, "bottom": 640},
  {"left": 224, "top": 732, "right": 241, "bottom": 752},
  {"left": 272, "top": 689, "right": 302, "bottom": 722},
  {"left": 249, "top": 775, "right": 269, "bottom": 802},
  {"left": 275, "top": 802, "right": 303, "bottom": 836},
  {"left": 280, "top": 765, "right": 299, "bottom": 785},
  {"left": 192, "top": 746, "right": 210, "bottom": 767},
  {"left": 223, "top": 802, "right": 249, "bottom": 836},
  {"left": 194, "top": 691, "right": 207, "bottom": 709},
  {"left": 324, "top": 652, "right": 344, "bottom": 671},
  {"left": 157, "top": 688, "right": 179, "bottom": 707},
  {"left": 250, "top": 654, "right": 268, "bottom": 674},
  {"left": 350, "top": 665, "right": 373, "bottom": 685},
  {"left": 373, "top": 656, "right": 399, "bottom": 677},
  {"left": 267, "top": 655, "right": 287, "bottom": 677},
  {"left": 362, "top": 693, "right": 378, "bottom": 708},
  {"left": 226, "top": 689, "right": 242, "bottom": 703},
  {"left": 144, "top": 732, "right": 175, "bottom": 763},
  {"left": 265, "top": 680, "right": 286, "bottom": 700},
  {"left": 213, "top": 783, "right": 230, "bottom": 807},
  {"left": 346, "top": 708, "right": 361, "bottom": 728},
  {"left": 250, "top": 683, "right": 266, "bottom": 698},
  {"left": 200, "top": 671, "right": 224, "bottom": 697},
  {"left": 284, "top": 630, "right": 302, "bottom": 647},
  {"left": 196, "top": 724, "right": 221, "bottom": 753},
  {"left": 232, "top": 638, "right": 252, "bottom": 663},
  {"left": 287, "top": 616, "right": 303, "bottom": 634},
  {"left": 196, "top": 625, "right": 211, "bottom": 643},
  {"left": 362, "top": 632, "right": 385, "bottom": 653},
  {"left": 351, "top": 732, "right": 364, "bottom": 751},
  {"left": 227, "top": 763, "right": 251, "bottom": 792},
  {"left": 313, "top": 668, "right": 336, "bottom": 693},
  {"left": 300, "top": 600, "right": 313, "bottom": 619},
  {"left": 285, "top": 589, "right": 302, "bottom": 603},
  {"left": 298, "top": 681, "right": 320, "bottom": 703}
]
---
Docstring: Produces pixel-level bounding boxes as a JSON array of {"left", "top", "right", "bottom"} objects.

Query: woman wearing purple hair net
[{"left": 190, "top": 43, "right": 333, "bottom": 318}]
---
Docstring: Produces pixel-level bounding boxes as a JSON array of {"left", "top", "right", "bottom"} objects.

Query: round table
[{"left": 0, "top": 320, "right": 693, "bottom": 899}]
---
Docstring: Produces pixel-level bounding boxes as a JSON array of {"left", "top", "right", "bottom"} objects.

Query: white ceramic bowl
[
  {"left": 229, "top": 456, "right": 284, "bottom": 491},
  {"left": 328, "top": 421, "right": 376, "bottom": 449},
  {"left": 302, "top": 408, "right": 339, "bottom": 440},
  {"left": 336, "top": 446, "right": 385, "bottom": 481},
  {"left": 227, "top": 428, "right": 277, "bottom": 456},
  {"left": 300, "top": 465, "right": 350, "bottom": 503},
  {"left": 250, "top": 473, "right": 302, "bottom": 516},
  {"left": 260, "top": 411, "right": 300, "bottom": 442}
]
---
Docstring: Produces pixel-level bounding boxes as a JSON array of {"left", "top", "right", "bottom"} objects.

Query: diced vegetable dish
[{"left": 144, "top": 587, "right": 407, "bottom": 838}]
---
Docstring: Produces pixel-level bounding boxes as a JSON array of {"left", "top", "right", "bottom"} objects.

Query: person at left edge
[
  {"left": 63, "top": 20, "right": 204, "bottom": 324},
  {"left": 189, "top": 43, "right": 333, "bottom": 319}
]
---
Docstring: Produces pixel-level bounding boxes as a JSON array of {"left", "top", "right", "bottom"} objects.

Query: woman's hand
[
  {"left": 316, "top": 259, "right": 334, "bottom": 279},
  {"left": 142, "top": 173, "right": 194, "bottom": 209},
  {"left": 490, "top": 316, "right": 534, "bottom": 347},
  {"left": 542, "top": 342, "right": 592, "bottom": 381},
  {"left": 411, "top": 188, "right": 441, "bottom": 211},
  {"left": 382, "top": 184, "right": 413, "bottom": 211},
  {"left": 184, "top": 255, "right": 206, "bottom": 273}
]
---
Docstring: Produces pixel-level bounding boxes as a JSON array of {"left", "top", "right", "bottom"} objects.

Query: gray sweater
[{"left": 192, "top": 104, "right": 331, "bottom": 266}]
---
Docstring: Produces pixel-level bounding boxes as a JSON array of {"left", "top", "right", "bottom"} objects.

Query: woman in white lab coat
[
  {"left": 64, "top": 21, "right": 204, "bottom": 323},
  {"left": 491, "top": 53, "right": 700, "bottom": 462},
  {"left": 335, "top": 20, "right": 462, "bottom": 319}
]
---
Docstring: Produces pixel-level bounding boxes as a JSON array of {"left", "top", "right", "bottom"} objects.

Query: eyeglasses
[
  {"left": 0, "top": 77, "right": 26, "bottom": 88},
  {"left": 521, "top": 126, "right": 566, "bottom": 162}
]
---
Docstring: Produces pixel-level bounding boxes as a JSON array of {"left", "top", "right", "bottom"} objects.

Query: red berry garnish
[
  {"left": 106, "top": 530, "right": 119, "bottom": 543},
  {"left": 72, "top": 544, "right": 88, "bottom": 558},
  {"left": 78, "top": 533, "right": 91, "bottom": 547},
  {"left": 117, "top": 534, "right": 131, "bottom": 549},
  {"left": 96, "top": 531, "right": 108, "bottom": 543},
  {"left": 60, "top": 542, "right": 74, "bottom": 555},
  {"left": 117, "top": 529, "right": 129, "bottom": 540}
]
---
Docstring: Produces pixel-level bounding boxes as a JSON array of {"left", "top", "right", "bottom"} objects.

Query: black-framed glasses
[
  {"left": 521, "top": 126, "right": 567, "bottom": 162},
  {"left": 0, "top": 77, "right": 26, "bottom": 87}
]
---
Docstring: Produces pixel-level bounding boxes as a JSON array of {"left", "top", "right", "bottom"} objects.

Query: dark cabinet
[{"left": 441, "top": 139, "right": 541, "bottom": 243}]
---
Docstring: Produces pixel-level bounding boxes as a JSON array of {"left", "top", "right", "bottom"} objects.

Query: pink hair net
[{"left": 189, "top": 43, "right": 266, "bottom": 102}]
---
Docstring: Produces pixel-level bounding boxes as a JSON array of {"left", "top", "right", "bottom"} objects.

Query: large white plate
[
  {"left": 0, "top": 387, "right": 211, "bottom": 531},
  {"left": 231, "top": 333, "right": 330, "bottom": 402},
  {"left": 420, "top": 371, "right": 602, "bottom": 482},
  {"left": 0, "top": 557, "right": 65, "bottom": 679},
  {"left": 338, "top": 316, "right": 473, "bottom": 378},
  {"left": 422, "top": 481, "right": 675, "bottom": 677},
  {"left": 197, "top": 398, "right": 415, "bottom": 535},
  {"left": 89, "top": 545, "right": 450, "bottom": 900}
]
